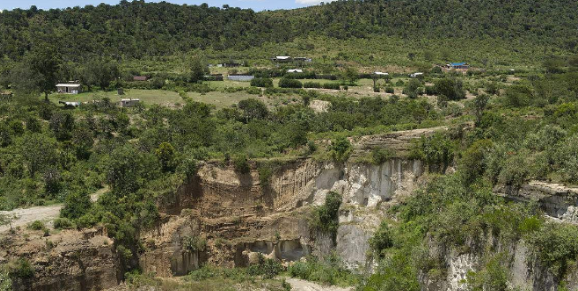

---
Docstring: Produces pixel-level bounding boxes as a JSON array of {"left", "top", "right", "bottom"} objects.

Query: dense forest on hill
[{"left": 0, "top": 0, "right": 577, "bottom": 60}]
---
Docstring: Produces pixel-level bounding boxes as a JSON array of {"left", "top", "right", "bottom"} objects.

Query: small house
[
  {"left": 272, "top": 56, "right": 292, "bottom": 63},
  {"left": 118, "top": 99, "right": 140, "bottom": 108},
  {"left": 133, "top": 76, "right": 148, "bottom": 81},
  {"left": 287, "top": 69, "right": 303, "bottom": 73},
  {"left": 373, "top": 72, "right": 389, "bottom": 76},
  {"left": 228, "top": 74, "right": 255, "bottom": 82},
  {"left": 56, "top": 83, "right": 81, "bottom": 94},
  {"left": 223, "top": 62, "right": 241, "bottom": 68},
  {"left": 410, "top": 72, "right": 424, "bottom": 78},
  {"left": 58, "top": 101, "right": 81, "bottom": 108},
  {"left": 447, "top": 62, "right": 470, "bottom": 70}
]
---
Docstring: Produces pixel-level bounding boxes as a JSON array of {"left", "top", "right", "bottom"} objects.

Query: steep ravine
[{"left": 6, "top": 127, "right": 578, "bottom": 291}]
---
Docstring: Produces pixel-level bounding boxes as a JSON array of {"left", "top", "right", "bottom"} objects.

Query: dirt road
[
  {"left": 285, "top": 278, "right": 354, "bottom": 291},
  {"left": 0, "top": 187, "right": 108, "bottom": 233}
]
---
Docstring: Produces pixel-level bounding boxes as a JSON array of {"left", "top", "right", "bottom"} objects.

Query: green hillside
[{"left": 0, "top": 0, "right": 576, "bottom": 61}]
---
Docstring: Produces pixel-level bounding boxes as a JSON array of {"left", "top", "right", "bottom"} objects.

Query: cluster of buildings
[{"left": 55, "top": 82, "right": 140, "bottom": 108}]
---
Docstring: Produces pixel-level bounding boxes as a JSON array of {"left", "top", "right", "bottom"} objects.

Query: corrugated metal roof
[
  {"left": 450, "top": 62, "right": 467, "bottom": 66},
  {"left": 56, "top": 83, "right": 81, "bottom": 87}
]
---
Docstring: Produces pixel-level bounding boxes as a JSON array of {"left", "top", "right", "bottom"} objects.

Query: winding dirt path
[{"left": 0, "top": 187, "right": 108, "bottom": 233}]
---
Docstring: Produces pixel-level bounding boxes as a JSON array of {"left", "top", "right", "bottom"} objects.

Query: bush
[
  {"left": 409, "top": 132, "right": 455, "bottom": 172},
  {"left": 434, "top": 78, "right": 466, "bottom": 101},
  {"left": 233, "top": 155, "right": 250, "bottom": 174},
  {"left": 322, "top": 83, "right": 340, "bottom": 90},
  {"left": 247, "top": 255, "right": 283, "bottom": 279},
  {"left": 288, "top": 255, "right": 357, "bottom": 286},
  {"left": 27, "top": 220, "right": 45, "bottom": 231},
  {"left": 330, "top": 137, "right": 352, "bottom": 162},
  {"left": 369, "top": 221, "right": 393, "bottom": 255},
  {"left": 529, "top": 223, "right": 578, "bottom": 277},
  {"left": 60, "top": 191, "right": 92, "bottom": 220},
  {"left": 258, "top": 166, "right": 273, "bottom": 188},
  {"left": 304, "top": 82, "right": 322, "bottom": 88},
  {"left": 425, "top": 85, "right": 437, "bottom": 95},
  {"left": 250, "top": 78, "right": 273, "bottom": 88},
  {"left": 310, "top": 192, "right": 341, "bottom": 236},
  {"left": 10, "top": 258, "right": 34, "bottom": 279},
  {"left": 371, "top": 148, "right": 395, "bottom": 165},
  {"left": 245, "top": 86, "right": 262, "bottom": 95},
  {"left": 54, "top": 218, "right": 76, "bottom": 230},
  {"left": 182, "top": 235, "right": 206, "bottom": 252},
  {"left": 279, "top": 78, "right": 303, "bottom": 88},
  {"left": 385, "top": 87, "right": 394, "bottom": 94}
]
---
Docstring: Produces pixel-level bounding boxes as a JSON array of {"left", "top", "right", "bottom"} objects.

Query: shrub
[
  {"left": 182, "top": 235, "right": 206, "bottom": 252},
  {"left": 409, "top": 132, "right": 455, "bottom": 172},
  {"left": 310, "top": 192, "right": 341, "bottom": 236},
  {"left": 304, "top": 82, "right": 322, "bottom": 88},
  {"left": 371, "top": 148, "right": 395, "bottom": 165},
  {"left": 245, "top": 86, "right": 262, "bottom": 95},
  {"left": 54, "top": 218, "right": 76, "bottom": 230},
  {"left": 385, "top": 87, "right": 394, "bottom": 94},
  {"left": 330, "top": 137, "right": 352, "bottom": 162},
  {"left": 60, "top": 191, "right": 92, "bottom": 220},
  {"left": 529, "top": 223, "right": 578, "bottom": 277},
  {"left": 322, "top": 83, "right": 340, "bottom": 90},
  {"left": 503, "top": 84, "right": 533, "bottom": 107},
  {"left": 258, "top": 166, "right": 273, "bottom": 188},
  {"left": 27, "top": 220, "right": 45, "bottom": 231},
  {"left": 369, "top": 221, "right": 393, "bottom": 255},
  {"left": 233, "top": 155, "right": 250, "bottom": 174},
  {"left": 250, "top": 77, "right": 273, "bottom": 88},
  {"left": 434, "top": 78, "right": 466, "bottom": 101},
  {"left": 425, "top": 85, "right": 437, "bottom": 95},
  {"left": 10, "top": 258, "right": 34, "bottom": 279},
  {"left": 288, "top": 255, "right": 357, "bottom": 286},
  {"left": 466, "top": 254, "right": 509, "bottom": 291},
  {"left": 279, "top": 78, "right": 303, "bottom": 88},
  {"left": 247, "top": 255, "right": 283, "bottom": 279}
]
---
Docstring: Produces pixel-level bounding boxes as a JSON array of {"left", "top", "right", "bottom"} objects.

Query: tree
[
  {"left": 105, "top": 145, "right": 160, "bottom": 194},
  {"left": 18, "top": 133, "right": 58, "bottom": 176},
  {"left": 60, "top": 191, "right": 92, "bottom": 220},
  {"left": 330, "top": 136, "right": 352, "bottom": 162},
  {"left": 434, "top": 78, "right": 466, "bottom": 101},
  {"left": 404, "top": 78, "right": 422, "bottom": 99},
  {"left": 49, "top": 111, "right": 75, "bottom": 140},
  {"left": 341, "top": 67, "right": 359, "bottom": 85},
  {"left": 473, "top": 94, "right": 490, "bottom": 125},
  {"left": 155, "top": 142, "right": 177, "bottom": 172},
  {"left": 190, "top": 56, "right": 208, "bottom": 83},
  {"left": 26, "top": 45, "right": 61, "bottom": 101},
  {"left": 424, "top": 51, "right": 435, "bottom": 62},
  {"left": 238, "top": 99, "right": 269, "bottom": 122},
  {"left": 91, "top": 59, "right": 120, "bottom": 90}
]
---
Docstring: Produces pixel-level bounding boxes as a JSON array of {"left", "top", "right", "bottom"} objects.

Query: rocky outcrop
[
  {"left": 496, "top": 181, "right": 578, "bottom": 223},
  {"left": 1, "top": 228, "right": 119, "bottom": 291}
]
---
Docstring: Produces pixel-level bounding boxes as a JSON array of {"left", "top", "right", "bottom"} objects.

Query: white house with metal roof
[{"left": 56, "top": 83, "right": 81, "bottom": 94}]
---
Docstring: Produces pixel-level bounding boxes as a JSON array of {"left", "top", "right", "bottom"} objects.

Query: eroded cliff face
[
  {"left": 1, "top": 228, "right": 119, "bottom": 291},
  {"left": 18, "top": 126, "right": 576, "bottom": 291},
  {"left": 140, "top": 156, "right": 428, "bottom": 277},
  {"left": 496, "top": 181, "right": 578, "bottom": 224}
]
